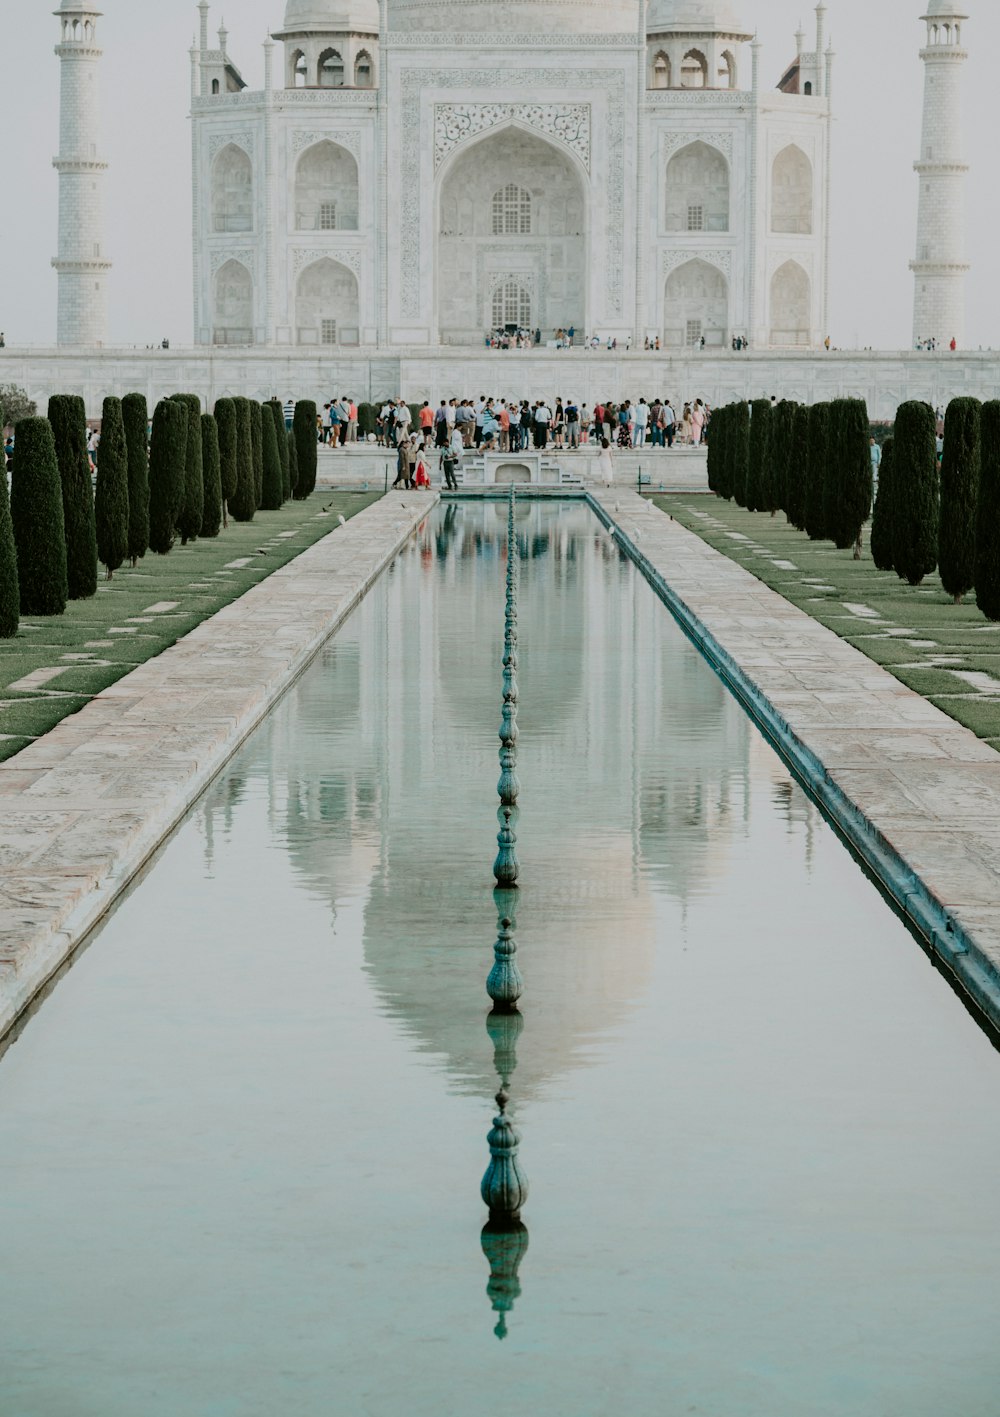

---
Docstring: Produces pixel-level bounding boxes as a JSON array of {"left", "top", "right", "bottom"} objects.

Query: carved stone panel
[{"left": 434, "top": 104, "right": 591, "bottom": 171}]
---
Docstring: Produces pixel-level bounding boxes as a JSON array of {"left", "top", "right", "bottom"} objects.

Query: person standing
[
  {"left": 579, "top": 403, "right": 591, "bottom": 445},
  {"left": 691, "top": 399, "right": 706, "bottom": 447},
  {"left": 434, "top": 400, "right": 450, "bottom": 448},
  {"left": 566, "top": 398, "right": 580, "bottom": 448},
  {"left": 596, "top": 436, "right": 615, "bottom": 487},
  {"left": 393, "top": 399, "right": 411, "bottom": 446},
  {"left": 441, "top": 445, "right": 459, "bottom": 490},
  {"left": 869, "top": 436, "right": 882, "bottom": 494},
  {"left": 419, "top": 400, "right": 435, "bottom": 447},
  {"left": 534, "top": 399, "right": 551, "bottom": 449},
  {"left": 663, "top": 399, "right": 676, "bottom": 447},
  {"left": 347, "top": 397, "right": 358, "bottom": 444},
  {"left": 633, "top": 398, "right": 649, "bottom": 448},
  {"left": 283, "top": 397, "right": 295, "bottom": 430},
  {"left": 392, "top": 436, "right": 412, "bottom": 488}
]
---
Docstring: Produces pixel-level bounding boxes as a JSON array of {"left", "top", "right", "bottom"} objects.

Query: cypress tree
[
  {"left": 975, "top": 402, "right": 1000, "bottom": 620},
  {"left": 267, "top": 399, "right": 290, "bottom": 502},
  {"left": 707, "top": 403, "right": 723, "bottom": 495},
  {"left": 870, "top": 437, "right": 896, "bottom": 572},
  {"left": 827, "top": 398, "right": 873, "bottom": 555},
  {"left": 358, "top": 402, "right": 376, "bottom": 440},
  {"left": 10, "top": 417, "right": 68, "bottom": 616},
  {"left": 730, "top": 401, "right": 750, "bottom": 508},
  {"left": 0, "top": 418, "right": 18, "bottom": 637},
  {"left": 745, "top": 400, "right": 771, "bottom": 513},
  {"left": 95, "top": 396, "right": 129, "bottom": 579},
  {"left": 200, "top": 413, "right": 223, "bottom": 538},
  {"left": 214, "top": 397, "right": 238, "bottom": 527},
  {"left": 261, "top": 406, "right": 283, "bottom": 510},
  {"left": 147, "top": 398, "right": 188, "bottom": 554},
  {"left": 891, "top": 400, "right": 939, "bottom": 586},
  {"left": 804, "top": 402, "right": 830, "bottom": 540},
  {"left": 938, "top": 396, "right": 981, "bottom": 603},
  {"left": 170, "top": 393, "right": 204, "bottom": 545},
  {"left": 293, "top": 400, "right": 318, "bottom": 499},
  {"left": 785, "top": 404, "right": 810, "bottom": 532},
  {"left": 768, "top": 400, "right": 793, "bottom": 516},
  {"left": 122, "top": 392, "right": 149, "bottom": 566},
  {"left": 229, "top": 397, "right": 256, "bottom": 522},
  {"left": 287, "top": 425, "right": 299, "bottom": 495},
  {"left": 48, "top": 394, "right": 97, "bottom": 600},
  {"left": 250, "top": 401, "right": 264, "bottom": 511},
  {"left": 714, "top": 404, "right": 732, "bottom": 500}
]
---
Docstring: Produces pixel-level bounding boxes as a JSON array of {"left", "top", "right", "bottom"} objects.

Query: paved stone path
[
  {"left": 591, "top": 490, "right": 1000, "bottom": 1027},
  {"left": 0, "top": 494, "right": 437, "bottom": 1041}
]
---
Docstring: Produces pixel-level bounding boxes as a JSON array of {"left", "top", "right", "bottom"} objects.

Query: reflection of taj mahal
[{"left": 191, "top": 0, "right": 832, "bottom": 352}]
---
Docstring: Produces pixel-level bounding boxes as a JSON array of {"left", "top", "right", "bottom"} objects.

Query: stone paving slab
[
  {"left": 0, "top": 494, "right": 437, "bottom": 1041},
  {"left": 591, "top": 490, "right": 1000, "bottom": 1025}
]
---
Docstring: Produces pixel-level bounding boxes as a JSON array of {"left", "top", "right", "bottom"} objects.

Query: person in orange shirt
[
  {"left": 418, "top": 401, "right": 435, "bottom": 448},
  {"left": 498, "top": 401, "right": 511, "bottom": 451},
  {"left": 347, "top": 399, "right": 358, "bottom": 443}
]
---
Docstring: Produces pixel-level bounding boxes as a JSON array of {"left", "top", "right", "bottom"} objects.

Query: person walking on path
[
  {"left": 870, "top": 437, "right": 882, "bottom": 495},
  {"left": 392, "top": 435, "right": 413, "bottom": 488},
  {"left": 596, "top": 436, "right": 615, "bottom": 487},
  {"left": 441, "top": 446, "right": 459, "bottom": 490},
  {"left": 691, "top": 399, "right": 706, "bottom": 447}
]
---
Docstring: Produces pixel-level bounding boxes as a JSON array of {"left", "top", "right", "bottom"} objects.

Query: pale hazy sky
[{"left": 4, "top": 0, "right": 997, "bottom": 349}]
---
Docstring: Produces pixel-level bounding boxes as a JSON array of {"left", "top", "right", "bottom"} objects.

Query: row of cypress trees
[
  {"left": 0, "top": 394, "right": 319, "bottom": 637},
  {"left": 708, "top": 395, "right": 873, "bottom": 558}
]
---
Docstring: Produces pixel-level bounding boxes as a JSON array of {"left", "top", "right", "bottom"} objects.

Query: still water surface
[{"left": 1, "top": 503, "right": 999, "bottom": 1416}]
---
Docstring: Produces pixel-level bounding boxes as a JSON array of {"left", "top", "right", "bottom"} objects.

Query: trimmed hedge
[
  {"left": 358, "top": 402, "right": 376, "bottom": 439},
  {"left": 10, "top": 416, "right": 68, "bottom": 615},
  {"left": 229, "top": 397, "right": 256, "bottom": 523},
  {"left": 730, "top": 401, "right": 750, "bottom": 508},
  {"left": 95, "top": 396, "right": 129, "bottom": 578},
  {"left": 250, "top": 401, "right": 264, "bottom": 511},
  {"left": 148, "top": 398, "right": 188, "bottom": 554},
  {"left": 215, "top": 397, "right": 238, "bottom": 525},
  {"left": 0, "top": 434, "right": 18, "bottom": 637},
  {"left": 267, "top": 399, "right": 290, "bottom": 502},
  {"left": 975, "top": 401, "right": 1000, "bottom": 620},
  {"left": 287, "top": 426, "right": 299, "bottom": 495},
  {"left": 891, "top": 400, "right": 939, "bottom": 586},
  {"left": 200, "top": 413, "right": 223, "bottom": 538},
  {"left": 938, "top": 396, "right": 981, "bottom": 603},
  {"left": 745, "top": 400, "right": 771, "bottom": 514},
  {"left": 707, "top": 403, "right": 724, "bottom": 496},
  {"left": 293, "top": 400, "right": 318, "bottom": 499},
  {"left": 785, "top": 404, "right": 809, "bottom": 532},
  {"left": 261, "top": 405, "right": 283, "bottom": 510},
  {"left": 122, "top": 392, "right": 149, "bottom": 566},
  {"left": 170, "top": 393, "right": 205, "bottom": 545},
  {"left": 770, "top": 400, "right": 796, "bottom": 517},
  {"left": 804, "top": 402, "right": 830, "bottom": 541},
  {"left": 870, "top": 437, "right": 895, "bottom": 572},
  {"left": 48, "top": 394, "right": 97, "bottom": 600},
  {"left": 827, "top": 398, "right": 873, "bottom": 554}
]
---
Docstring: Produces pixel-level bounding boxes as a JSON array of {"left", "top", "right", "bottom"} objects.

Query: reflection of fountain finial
[
  {"left": 481, "top": 1088, "right": 529, "bottom": 1222},
  {"left": 493, "top": 807, "right": 519, "bottom": 887},
  {"left": 487, "top": 918, "right": 523, "bottom": 1011},
  {"left": 487, "top": 1004, "right": 524, "bottom": 1087},
  {"left": 481, "top": 1218, "right": 530, "bottom": 1341}
]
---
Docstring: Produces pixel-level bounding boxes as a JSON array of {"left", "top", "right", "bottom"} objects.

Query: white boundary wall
[{"left": 2, "top": 346, "right": 998, "bottom": 422}]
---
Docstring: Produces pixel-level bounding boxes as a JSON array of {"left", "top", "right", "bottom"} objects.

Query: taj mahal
[{"left": 7, "top": 0, "right": 981, "bottom": 416}]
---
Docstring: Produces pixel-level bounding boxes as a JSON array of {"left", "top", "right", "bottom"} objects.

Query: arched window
[
  {"left": 296, "top": 258, "right": 360, "bottom": 346},
  {"left": 491, "top": 184, "right": 531, "bottom": 236},
  {"left": 211, "top": 78, "right": 220, "bottom": 95},
  {"left": 769, "top": 261, "right": 811, "bottom": 346},
  {"left": 354, "top": 50, "right": 373, "bottom": 87},
  {"left": 652, "top": 52, "right": 670, "bottom": 89},
  {"left": 213, "top": 260, "right": 253, "bottom": 346},
  {"left": 212, "top": 144, "right": 253, "bottom": 234},
  {"left": 492, "top": 280, "right": 532, "bottom": 330},
  {"left": 681, "top": 49, "right": 708, "bottom": 88},
  {"left": 803, "top": 80, "right": 813, "bottom": 95},
  {"left": 295, "top": 140, "right": 360, "bottom": 231},
  {"left": 318, "top": 49, "right": 344, "bottom": 87},
  {"left": 292, "top": 50, "right": 307, "bottom": 87},
  {"left": 665, "top": 141, "right": 729, "bottom": 233},
  {"left": 718, "top": 50, "right": 737, "bottom": 88},
  {"left": 663, "top": 259, "right": 728, "bottom": 349},
  {"left": 771, "top": 145, "right": 813, "bottom": 234}
]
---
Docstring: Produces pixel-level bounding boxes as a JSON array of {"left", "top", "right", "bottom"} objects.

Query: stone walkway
[
  {"left": 591, "top": 490, "right": 1000, "bottom": 1029},
  {"left": 0, "top": 494, "right": 437, "bottom": 1041}
]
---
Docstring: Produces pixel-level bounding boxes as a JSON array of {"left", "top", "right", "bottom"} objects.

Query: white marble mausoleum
[{"left": 190, "top": 0, "right": 833, "bottom": 353}]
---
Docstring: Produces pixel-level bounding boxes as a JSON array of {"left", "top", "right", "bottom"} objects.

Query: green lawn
[
  {"left": 650, "top": 494, "right": 1000, "bottom": 753},
  {"left": 0, "top": 491, "right": 379, "bottom": 761}
]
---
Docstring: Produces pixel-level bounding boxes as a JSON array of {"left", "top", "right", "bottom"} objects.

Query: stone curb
[
  {"left": 588, "top": 490, "right": 1000, "bottom": 1034},
  {"left": 0, "top": 493, "right": 439, "bottom": 1043}
]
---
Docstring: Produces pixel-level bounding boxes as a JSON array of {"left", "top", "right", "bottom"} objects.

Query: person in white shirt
[
  {"left": 533, "top": 401, "right": 552, "bottom": 450},
  {"left": 633, "top": 398, "right": 649, "bottom": 448}
]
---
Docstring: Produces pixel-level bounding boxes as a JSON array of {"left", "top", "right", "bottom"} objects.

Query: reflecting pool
[{"left": 1, "top": 502, "right": 999, "bottom": 1416}]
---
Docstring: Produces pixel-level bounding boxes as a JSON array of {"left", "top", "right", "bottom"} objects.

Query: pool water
[{"left": 1, "top": 502, "right": 999, "bottom": 1416}]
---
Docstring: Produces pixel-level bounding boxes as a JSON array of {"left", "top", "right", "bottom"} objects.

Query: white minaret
[
  {"left": 911, "top": 1, "right": 970, "bottom": 349},
  {"left": 52, "top": 0, "right": 111, "bottom": 347}
]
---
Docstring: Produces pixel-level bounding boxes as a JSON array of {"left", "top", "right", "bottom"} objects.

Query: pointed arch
[
  {"left": 665, "top": 140, "right": 729, "bottom": 233},
  {"left": 318, "top": 48, "right": 344, "bottom": 87},
  {"left": 491, "top": 279, "right": 532, "bottom": 330},
  {"left": 294, "top": 139, "right": 359, "bottom": 231},
  {"left": 212, "top": 143, "right": 253, "bottom": 234},
  {"left": 769, "top": 260, "right": 811, "bottom": 346},
  {"left": 436, "top": 124, "right": 587, "bottom": 345},
  {"left": 680, "top": 49, "right": 708, "bottom": 88},
  {"left": 291, "top": 49, "right": 307, "bottom": 87},
  {"left": 354, "top": 50, "right": 374, "bottom": 87},
  {"left": 296, "top": 257, "right": 359, "bottom": 346},
  {"left": 771, "top": 144, "right": 813, "bottom": 234},
  {"left": 663, "top": 258, "right": 728, "bottom": 349},
  {"left": 718, "top": 49, "right": 737, "bottom": 88},
  {"left": 213, "top": 259, "right": 254, "bottom": 346},
  {"left": 651, "top": 51, "right": 671, "bottom": 89}
]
